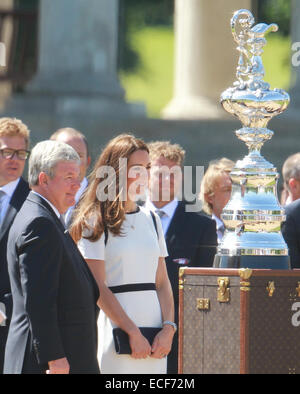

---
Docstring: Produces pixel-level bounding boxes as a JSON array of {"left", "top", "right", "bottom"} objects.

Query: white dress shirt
[
  {"left": 145, "top": 197, "right": 179, "bottom": 235},
  {"left": 0, "top": 178, "right": 20, "bottom": 225}
]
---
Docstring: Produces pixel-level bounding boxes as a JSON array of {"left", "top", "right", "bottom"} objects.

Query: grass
[
  {"left": 262, "top": 34, "right": 291, "bottom": 90},
  {"left": 119, "top": 27, "right": 291, "bottom": 118},
  {"left": 119, "top": 26, "right": 174, "bottom": 118}
]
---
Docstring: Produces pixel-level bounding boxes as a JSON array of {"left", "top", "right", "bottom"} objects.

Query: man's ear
[
  {"left": 289, "top": 178, "right": 298, "bottom": 191},
  {"left": 289, "top": 178, "right": 300, "bottom": 198},
  {"left": 204, "top": 192, "right": 214, "bottom": 204},
  {"left": 38, "top": 172, "right": 48, "bottom": 187}
]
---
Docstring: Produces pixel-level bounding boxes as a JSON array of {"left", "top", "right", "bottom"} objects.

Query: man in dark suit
[
  {"left": 4, "top": 140, "right": 99, "bottom": 374},
  {"left": 0, "top": 117, "right": 31, "bottom": 374},
  {"left": 146, "top": 141, "right": 217, "bottom": 374},
  {"left": 281, "top": 198, "right": 300, "bottom": 269}
]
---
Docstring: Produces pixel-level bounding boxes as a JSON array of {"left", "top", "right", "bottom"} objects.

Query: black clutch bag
[{"left": 112, "top": 327, "right": 161, "bottom": 354}]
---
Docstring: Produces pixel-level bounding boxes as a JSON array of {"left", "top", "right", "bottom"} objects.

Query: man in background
[
  {"left": 146, "top": 141, "right": 217, "bottom": 374},
  {"left": 199, "top": 158, "right": 234, "bottom": 243},
  {"left": 281, "top": 153, "right": 300, "bottom": 205},
  {"left": 0, "top": 117, "right": 31, "bottom": 373},
  {"left": 281, "top": 153, "right": 300, "bottom": 268},
  {"left": 50, "top": 127, "right": 91, "bottom": 226}
]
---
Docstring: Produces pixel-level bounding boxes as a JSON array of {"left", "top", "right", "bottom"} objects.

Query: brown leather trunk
[{"left": 178, "top": 268, "right": 300, "bottom": 374}]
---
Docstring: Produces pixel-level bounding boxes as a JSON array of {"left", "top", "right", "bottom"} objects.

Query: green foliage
[
  {"left": 258, "top": 0, "right": 290, "bottom": 36},
  {"left": 119, "top": 27, "right": 291, "bottom": 118},
  {"left": 120, "top": 0, "right": 173, "bottom": 29},
  {"left": 119, "top": 26, "right": 174, "bottom": 118},
  {"left": 262, "top": 34, "right": 291, "bottom": 90},
  {"left": 118, "top": 0, "right": 173, "bottom": 73}
]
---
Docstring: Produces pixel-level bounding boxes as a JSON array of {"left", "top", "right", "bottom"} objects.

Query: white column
[
  {"left": 5, "top": 0, "right": 145, "bottom": 119},
  {"left": 162, "top": 0, "right": 252, "bottom": 119},
  {"left": 28, "top": 0, "right": 123, "bottom": 97}
]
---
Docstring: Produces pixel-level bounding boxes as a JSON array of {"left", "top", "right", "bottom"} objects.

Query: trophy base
[{"left": 213, "top": 254, "right": 291, "bottom": 269}]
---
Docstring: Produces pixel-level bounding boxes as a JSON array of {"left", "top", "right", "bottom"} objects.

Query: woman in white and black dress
[{"left": 70, "top": 134, "right": 175, "bottom": 374}]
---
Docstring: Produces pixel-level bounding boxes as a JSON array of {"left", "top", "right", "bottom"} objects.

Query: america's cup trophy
[{"left": 213, "top": 9, "right": 291, "bottom": 269}]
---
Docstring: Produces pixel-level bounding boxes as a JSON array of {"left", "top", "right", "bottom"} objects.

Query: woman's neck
[{"left": 124, "top": 200, "right": 138, "bottom": 213}]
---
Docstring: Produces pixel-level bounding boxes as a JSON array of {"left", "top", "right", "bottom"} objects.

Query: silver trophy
[{"left": 213, "top": 9, "right": 290, "bottom": 269}]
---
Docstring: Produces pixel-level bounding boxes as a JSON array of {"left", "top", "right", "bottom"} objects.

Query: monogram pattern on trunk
[{"left": 180, "top": 269, "right": 300, "bottom": 374}]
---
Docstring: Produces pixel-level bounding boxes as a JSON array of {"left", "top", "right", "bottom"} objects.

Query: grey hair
[
  {"left": 28, "top": 140, "right": 80, "bottom": 186},
  {"left": 282, "top": 153, "right": 300, "bottom": 189}
]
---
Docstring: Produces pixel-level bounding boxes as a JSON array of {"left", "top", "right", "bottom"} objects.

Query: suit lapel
[
  {"left": 0, "top": 178, "right": 30, "bottom": 242},
  {"left": 27, "top": 191, "right": 65, "bottom": 231}
]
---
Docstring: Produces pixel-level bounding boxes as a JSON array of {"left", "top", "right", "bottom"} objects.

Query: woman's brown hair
[{"left": 70, "top": 133, "right": 149, "bottom": 243}]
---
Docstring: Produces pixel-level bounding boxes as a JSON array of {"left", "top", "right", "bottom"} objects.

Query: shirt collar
[
  {"left": 0, "top": 178, "right": 20, "bottom": 198},
  {"left": 285, "top": 195, "right": 292, "bottom": 205},
  {"left": 146, "top": 197, "right": 179, "bottom": 218},
  {"left": 212, "top": 213, "right": 224, "bottom": 230},
  {"left": 31, "top": 191, "right": 61, "bottom": 219}
]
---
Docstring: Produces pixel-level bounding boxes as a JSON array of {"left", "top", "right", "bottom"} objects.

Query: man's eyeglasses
[{"left": 0, "top": 148, "right": 30, "bottom": 160}]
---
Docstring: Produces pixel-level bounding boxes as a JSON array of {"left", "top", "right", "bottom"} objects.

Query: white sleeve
[
  {"left": 153, "top": 212, "right": 168, "bottom": 258},
  {"left": 77, "top": 233, "right": 105, "bottom": 260}
]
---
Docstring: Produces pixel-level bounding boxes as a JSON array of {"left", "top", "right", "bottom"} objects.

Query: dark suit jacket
[
  {"left": 165, "top": 201, "right": 217, "bottom": 318},
  {"left": 4, "top": 192, "right": 100, "bottom": 374},
  {"left": 157, "top": 200, "right": 217, "bottom": 373},
  {"left": 281, "top": 199, "right": 300, "bottom": 268},
  {"left": 0, "top": 177, "right": 30, "bottom": 317},
  {"left": 0, "top": 178, "right": 30, "bottom": 374}
]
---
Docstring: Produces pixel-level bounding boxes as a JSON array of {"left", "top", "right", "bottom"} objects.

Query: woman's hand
[
  {"left": 153, "top": 257, "right": 175, "bottom": 359},
  {"left": 47, "top": 357, "right": 70, "bottom": 374},
  {"left": 150, "top": 325, "right": 174, "bottom": 359},
  {"left": 128, "top": 328, "right": 152, "bottom": 359}
]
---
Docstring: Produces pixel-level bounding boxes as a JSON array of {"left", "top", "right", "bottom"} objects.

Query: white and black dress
[{"left": 78, "top": 206, "right": 168, "bottom": 374}]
